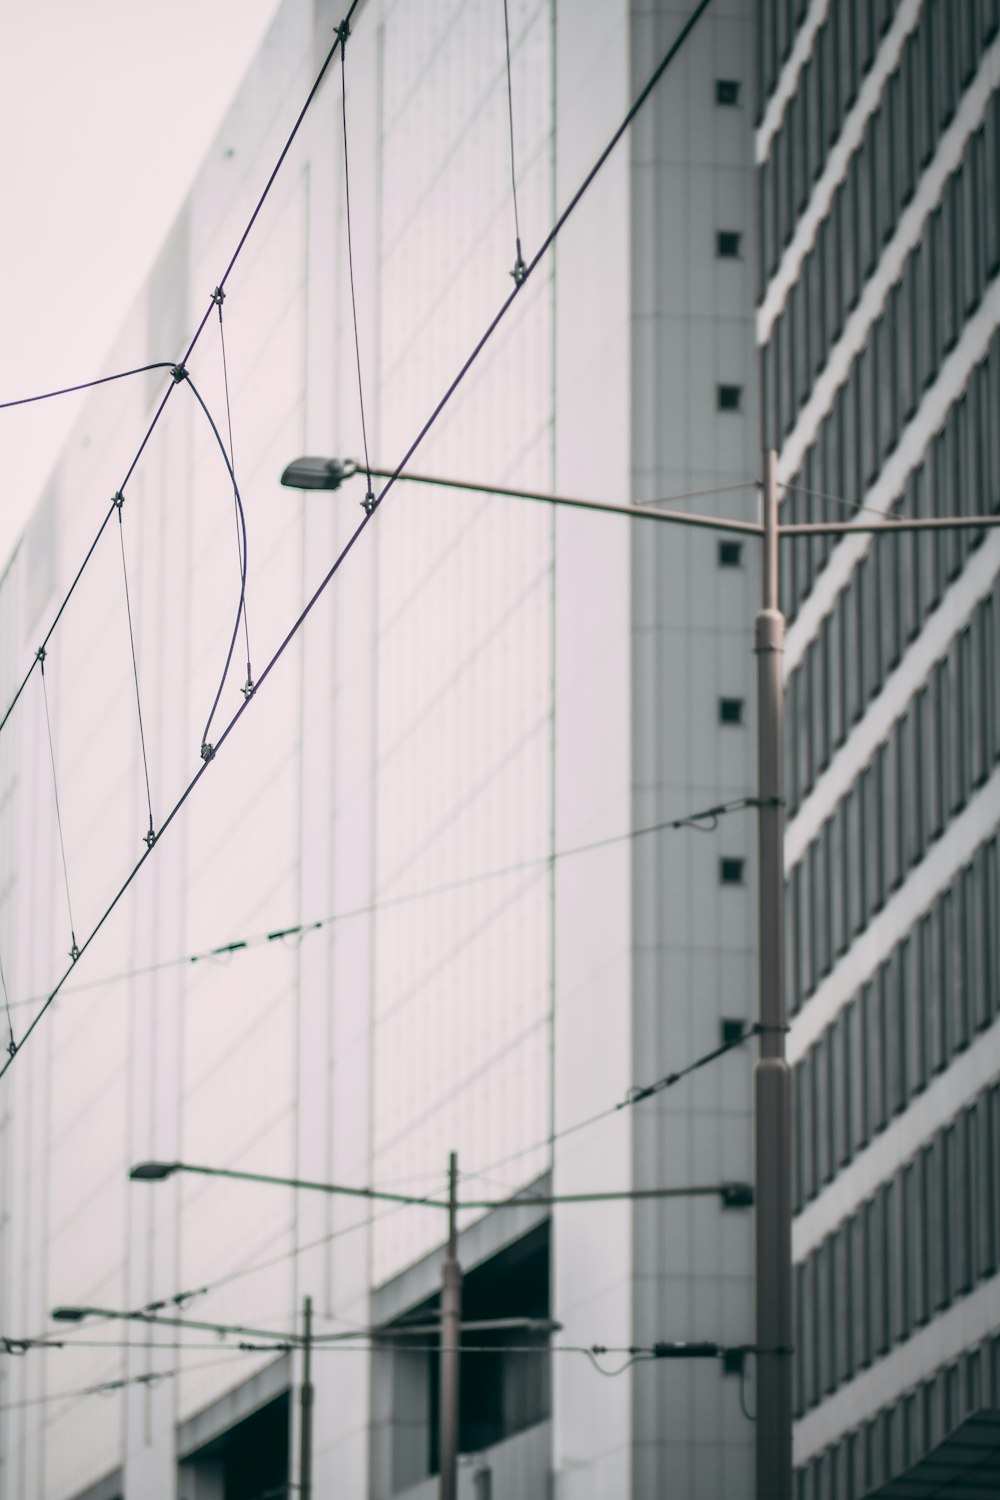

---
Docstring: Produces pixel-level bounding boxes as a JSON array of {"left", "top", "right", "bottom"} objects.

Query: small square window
[
  {"left": 717, "top": 231, "right": 742, "bottom": 258},
  {"left": 720, "top": 697, "right": 744, "bottom": 725},
  {"left": 721, "top": 1017, "right": 748, "bottom": 1045},
  {"left": 716, "top": 79, "right": 741, "bottom": 106},
  {"left": 720, "top": 857, "right": 745, "bottom": 885},
  {"left": 718, "top": 540, "right": 742, "bottom": 567},
  {"left": 718, "top": 384, "right": 743, "bottom": 411}
]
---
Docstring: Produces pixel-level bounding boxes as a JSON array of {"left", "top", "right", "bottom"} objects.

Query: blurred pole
[
  {"left": 440, "top": 1151, "right": 461, "bottom": 1500},
  {"left": 755, "top": 449, "right": 792, "bottom": 1499},
  {"left": 300, "top": 1295, "right": 313, "bottom": 1500}
]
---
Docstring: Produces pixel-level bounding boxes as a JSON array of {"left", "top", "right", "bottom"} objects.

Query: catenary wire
[
  {"left": 0, "top": 7, "right": 360, "bottom": 749},
  {"left": 0, "top": 946, "right": 13, "bottom": 1057},
  {"left": 0, "top": 0, "right": 712, "bottom": 1083},
  {"left": 38, "top": 656, "right": 78, "bottom": 960},
  {"left": 5, "top": 795, "right": 763, "bottom": 1014},
  {"left": 216, "top": 294, "right": 253, "bottom": 694},
  {"left": 115, "top": 500, "right": 156, "bottom": 846},
  {"left": 501, "top": 0, "right": 526, "bottom": 281},
  {"left": 340, "top": 29, "right": 374, "bottom": 505},
  {"left": 0, "top": 362, "right": 177, "bottom": 411},
  {"left": 779, "top": 480, "right": 904, "bottom": 523},
  {"left": 0, "top": 1352, "right": 243, "bottom": 1413},
  {"left": 177, "top": 371, "right": 250, "bottom": 757}
]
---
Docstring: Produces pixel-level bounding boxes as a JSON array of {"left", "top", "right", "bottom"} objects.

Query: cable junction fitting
[
  {"left": 200, "top": 743, "right": 214, "bottom": 764},
  {"left": 35, "top": 646, "right": 46, "bottom": 666},
  {"left": 242, "top": 678, "right": 255, "bottom": 702},
  {"left": 69, "top": 939, "right": 80, "bottom": 962},
  {"left": 6, "top": 1038, "right": 15, "bottom": 1060},
  {"left": 510, "top": 238, "right": 527, "bottom": 286},
  {"left": 112, "top": 491, "right": 124, "bottom": 513},
  {"left": 210, "top": 287, "right": 225, "bottom": 307},
  {"left": 170, "top": 365, "right": 188, "bottom": 384},
  {"left": 337, "top": 18, "right": 350, "bottom": 44},
  {"left": 362, "top": 490, "right": 376, "bottom": 516},
  {"left": 144, "top": 825, "right": 156, "bottom": 851}
]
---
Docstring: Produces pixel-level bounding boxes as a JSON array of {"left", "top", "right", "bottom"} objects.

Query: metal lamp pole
[
  {"left": 440, "top": 1151, "right": 461, "bottom": 1500},
  {"left": 755, "top": 451, "right": 792, "bottom": 1500},
  {"left": 300, "top": 1295, "right": 314, "bottom": 1500}
]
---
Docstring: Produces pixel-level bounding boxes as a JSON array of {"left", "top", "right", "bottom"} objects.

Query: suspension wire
[
  {"left": 0, "top": 7, "right": 361, "bottom": 751},
  {"left": 214, "top": 292, "right": 253, "bottom": 695},
  {"left": 339, "top": 26, "right": 374, "bottom": 511},
  {"left": 0, "top": 363, "right": 177, "bottom": 411},
  {"left": 114, "top": 498, "right": 156, "bottom": 849},
  {"left": 0, "top": 0, "right": 713, "bottom": 1087},
  {"left": 779, "top": 480, "right": 904, "bottom": 523},
  {"left": 175, "top": 371, "right": 251, "bottom": 759},
  {"left": 502, "top": 0, "right": 526, "bottom": 284},
  {"left": 38, "top": 653, "right": 78, "bottom": 962},
  {"left": 6, "top": 794, "right": 763, "bottom": 1014},
  {"left": 0, "top": 945, "right": 13, "bottom": 1058}
]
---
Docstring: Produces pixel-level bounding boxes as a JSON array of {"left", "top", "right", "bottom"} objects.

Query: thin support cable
[
  {"left": 0, "top": 947, "right": 14, "bottom": 1058},
  {"left": 114, "top": 496, "right": 156, "bottom": 849},
  {"left": 172, "top": 371, "right": 250, "bottom": 759},
  {"left": 38, "top": 653, "right": 78, "bottom": 961},
  {"left": 0, "top": 362, "right": 177, "bottom": 411},
  {"left": 214, "top": 290, "right": 253, "bottom": 695},
  {"left": 502, "top": 0, "right": 526, "bottom": 284},
  {"left": 340, "top": 29, "right": 374, "bottom": 513}
]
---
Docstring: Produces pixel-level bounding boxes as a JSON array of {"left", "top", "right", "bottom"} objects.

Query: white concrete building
[{"left": 0, "top": 1, "right": 761, "bottom": 1496}]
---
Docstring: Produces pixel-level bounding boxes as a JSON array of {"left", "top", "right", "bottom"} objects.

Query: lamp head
[
  {"left": 51, "top": 1307, "right": 88, "bottom": 1323},
  {"left": 129, "top": 1161, "right": 180, "bottom": 1182},
  {"left": 280, "top": 456, "right": 350, "bottom": 491}
]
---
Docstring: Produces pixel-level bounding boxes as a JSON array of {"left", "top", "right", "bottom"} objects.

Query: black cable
[
  {"left": 176, "top": 371, "right": 250, "bottom": 758},
  {"left": 0, "top": 362, "right": 176, "bottom": 411},
  {"left": 0, "top": 7, "right": 360, "bottom": 750},
  {"left": 38, "top": 654, "right": 78, "bottom": 961},
  {"left": 501, "top": 0, "right": 526, "bottom": 283},
  {"left": 115, "top": 499, "right": 156, "bottom": 848},
  {"left": 0, "top": 0, "right": 713, "bottom": 1086},
  {"left": 0, "top": 946, "right": 13, "bottom": 1059},
  {"left": 216, "top": 295, "right": 253, "bottom": 695},
  {"left": 340, "top": 29, "right": 374, "bottom": 508}
]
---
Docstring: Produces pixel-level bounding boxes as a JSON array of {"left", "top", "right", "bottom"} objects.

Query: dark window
[
  {"left": 718, "top": 540, "right": 742, "bottom": 567},
  {"left": 719, "top": 697, "right": 744, "bottom": 725},
  {"left": 720, "top": 857, "right": 745, "bottom": 884},
  {"left": 717, "top": 230, "right": 742, "bottom": 258},
  {"left": 718, "top": 384, "right": 743, "bottom": 411},
  {"left": 716, "top": 79, "right": 741, "bottom": 106}
]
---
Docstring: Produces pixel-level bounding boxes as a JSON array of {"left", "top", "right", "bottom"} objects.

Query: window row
[
  {"left": 766, "top": 76, "right": 1000, "bottom": 452},
  {"left": 795, "top": 1081, "right": 1000, "bottom": 1418},
  {"left": 792, "top": 831, "right": 1000, "bottom": 1209},
  {"left": 762, "top": 0, "right": 999, "bottom": 290},
  {"left": 784, "top": 330, "right": 1000, "bottom": 813},
  {"left": 796, "top": 1333, "right": 1000, "bottom": 1500},
  {"left": 787, "top": 589, "right": 1000, "bottom": 1015}
]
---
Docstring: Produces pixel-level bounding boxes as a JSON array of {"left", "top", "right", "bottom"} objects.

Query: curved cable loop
[
  {"left": 0, "top": 362, "right": 177, "bottom": 411},
  {"left": 175, "top": 372, "right": 250, "bottom": 760}
]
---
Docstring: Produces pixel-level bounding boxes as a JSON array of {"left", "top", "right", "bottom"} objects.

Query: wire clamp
[
  {"left": 6, "top": 1038, "right": 15, "bottom": 1059},
  {"left": 510, "top": 255, "right": 527, "bottom": 287},
  {"left": 362, "top": 490, "right": 376, "bottom": 516},
  {"left": 112, "top": 491, "right": 124, "bottom": 513},
  {"left": 170, "top": 365, "right": 188, "bottom": 384},
  {"left": 200, "top": 742, "right": 215, "bottom": 764},
  {"left": 144, "top": 826, "right": 156, "bottom": 851},
  {"left": 210, "top": 286, "right": 225, "bottom": 307},
  {"left": 242, "top": 678, "right": 255, "bottom": 701},
  {"left": 35, "top": 645, "right": 46, "bottom": 666},
  {"left": 337, "top": 18, "right": 350, "bottom": 44},
  {"left": 69, "top": 940, "right": 80, "bottom": 963}
]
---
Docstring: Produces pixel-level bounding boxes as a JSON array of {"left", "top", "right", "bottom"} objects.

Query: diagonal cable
[
  {"left": 214, "top": 292, "right": 253, "bottom": 695},
  {"left": 114, "top": 497, "right": 156, "bottom": 849},
  {"left": 38, "top": 653, "right": 79, "bottom": 960},
  {"left": 339, "top": 27, "right": 374, "bottom": 511},
  {"left": 0, "top": 362, "right": 177, "bottom": 411},
  {"left": 0, "top": 945, "right": 14, "bottom": 1058},
  {"left": 502, "top": 0, "right": 526, "bottom": 283},
  {"left": 0, "top": 0, "right": 713, "bottom": 1086}
]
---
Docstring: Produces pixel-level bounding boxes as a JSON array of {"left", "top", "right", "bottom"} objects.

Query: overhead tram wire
[
  {"left": 0, "top": 6, "right": 361, "bottom": 749},
  {"left": 0, "top": 362, "right": 177, "bottom": 411},
  {"left": 0, "top": 0, "right": 713, "bottom": 1084},
  {"left": 339, "top": 22, "right": 375, "bottom": 512},
  {"left": 0, "top": 946, "right": 13, "bottom": 1058},
  {"left": 214, "top": 289, "right": 254, "bottom": 698},
  {"left": 114, "top": 493, "right": 156, "bottom": 849},
  {"left": 4, "top": 794, "right": 765, "bottom": 1014},
  {"left": 501, "top": 0, "right": 527, "bottom": 284},
  {"left": 38, "top": 654, "right": 79, "bottom": 961}
]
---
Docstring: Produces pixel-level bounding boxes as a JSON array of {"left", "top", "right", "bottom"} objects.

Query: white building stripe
[
  {"left": 784, "top": 273, "right": 1000, "bottom": 675},
  {"left": 786, "top": 529, "right": 1000, "bottom": 870},
  {"left": 770, "top": 32, "right": 1000, "bottom": 435},
  {"left": 793, "top": 1014, "right": 1000, "bottom": 1262},
  {"left": 794, "top": 1262, "right": 1000, "bottom": 1465},
  {"left": 756, "top": 0, "right": 830, "bottom": 165},
  {"left": 788, "top": 765, "right": 1000, "bottom": 1064},
  {"left": 758, "top": 0, "right": 921, "bottom": 336}
]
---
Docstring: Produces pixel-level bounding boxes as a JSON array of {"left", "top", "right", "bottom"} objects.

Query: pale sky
[{"left": 0, "top": 0, "right": 284, "bottom": 571}]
